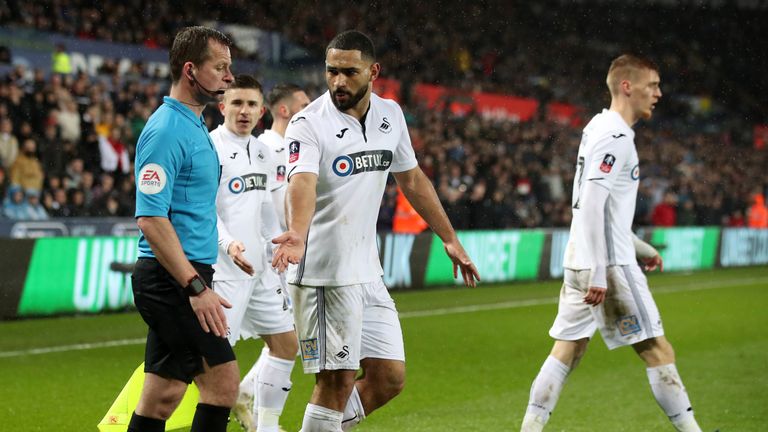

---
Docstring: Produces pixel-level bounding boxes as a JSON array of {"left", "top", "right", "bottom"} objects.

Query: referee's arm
[{"left": 137, "top": 216, "right": 231, "bottom": 337}]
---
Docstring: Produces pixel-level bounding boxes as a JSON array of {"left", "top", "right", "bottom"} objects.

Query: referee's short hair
[
  {"left": 606, "top": 54, "right": 658, "bottom": 96},
  {"left": 266, "top": 83, "right": 304, "bottom": 110},
  {"left": 326, "top": 30, "right": 376, "bottom": 62},
  {"left": 170, "top": 26, "right": 232, "bottom": 83}
]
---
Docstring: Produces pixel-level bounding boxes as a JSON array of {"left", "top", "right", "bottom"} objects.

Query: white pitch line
[
  {"left": 399, "top": 275, "right": 768, "bottom": 318},
  {"left": 2, "top": 275, "right": 766, "bottom": 358},
  {"left": 0, "top": 338, "right": 145, "bottom": 359}
]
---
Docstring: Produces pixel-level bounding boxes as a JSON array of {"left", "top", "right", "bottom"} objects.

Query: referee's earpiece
[{"left": 187, "top": 66, "right": 195, "bottom": 82}]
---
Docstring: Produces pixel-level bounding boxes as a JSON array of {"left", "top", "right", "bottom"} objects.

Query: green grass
[{"left": 2, "top": 267, "right": 767, "bottom": 431}]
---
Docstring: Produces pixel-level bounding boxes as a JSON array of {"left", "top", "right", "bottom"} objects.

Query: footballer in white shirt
[
  {"left": 210, "top": 75, "right": 298, "bottom": 432},
  {"left": 521, "top": 55, "right": 703, "bottom": 432},
  {"left": 271, "top": 31, "right": 480, "bottom": 432}
]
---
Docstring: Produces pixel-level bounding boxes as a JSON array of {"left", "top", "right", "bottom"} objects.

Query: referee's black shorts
[{"left": 131, "top": 257, "right": 235, "bottom": 383}]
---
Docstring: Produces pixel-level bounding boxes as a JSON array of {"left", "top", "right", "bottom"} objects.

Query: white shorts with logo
[
  {"left": 289, "top": 278, "right": 405, "bottom": 374},
  {"left": 213, "top": 269, "right": 295, "bottom": 346},
  {"left": 549, "top": 264, "right": 664, "bottom": 350}
]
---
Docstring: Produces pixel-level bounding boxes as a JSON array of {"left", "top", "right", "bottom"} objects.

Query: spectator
[
  {"left": 37, "top": 122, "right": 66, "bottom": 175},
  {"left": 51, "top": 43, "right": 72, "bottom": 75},
  {"left": 63, "top": 157, "right": 85, "bottom": 190},
  {"left": 0, "top": 166, "right": 7, "bottom": 203},
  {"left": 2, "top": 185, "right": 26, "bottom": 219},
  {"left": 54, "top": 99, "right": 81, "bottom": 143},
  {"left": 102, "top": 192, "right": 122, "bottom": 217},
  {"left": 747, "top": 192, "right": 768, "bottom": 228},
  {"left": 9, "top": 138, "right": 44, "bottom": 193},
  {"left": 98, "top": 126, "right": 130, "bottom": 175},
  {"left": 651, "top": 191, "right": 678, "bottom": 227},
  {"left": 68, "top": 188, "right": 89, "bottom": 217},
  {"left": 24, "top": 189, "right": 49, "bottom": 220},
  {"left": 0, "top": 117, "right": 18, "bottom": 170},
  {"left": 727, "top": 209, "right": 746, "bottom": 227},
  {"left": 91, "top": 172, "right": 115, "bottom": 204},
  {"left": 49, "top": 188, "right": 71, "bottom": 217},
  {"left": 80, "top": 169, "right": 95, "bottom": 207},
  {"left": 676, "top": 200, "right": 697, "bottom": 226}
]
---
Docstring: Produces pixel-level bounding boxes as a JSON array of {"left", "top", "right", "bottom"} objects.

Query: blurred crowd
[
  {"left": 6, "top": 0, "right": 766, "bottom": 121},
  {"left": 1, "top": 0, "right": 767, "bottom": 228}
]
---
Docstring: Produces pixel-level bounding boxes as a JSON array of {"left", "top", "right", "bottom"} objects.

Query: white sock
[
  {"left": 646, "top": 364, "right": 701, "bottom": 432},
  {"left": 521, "top": 355, "right": 570, "bottom": 431},
  {"left": 241, "top": 346, "right": 270, "bottom": 398},
  {"left": 300, "top": 403, "right": 343, "bottom": 432},
  {"left": 256, "top": 355, "right": 295, "bottom": 432},
  {"left": 341, "top": 384, "right": 366, "bottom": 431}
]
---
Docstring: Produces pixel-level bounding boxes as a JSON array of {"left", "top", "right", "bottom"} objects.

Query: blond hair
[{"left": 606, "top": 54, "right": 658, "bottom": 96}]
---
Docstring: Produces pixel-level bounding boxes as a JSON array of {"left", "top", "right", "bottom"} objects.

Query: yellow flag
[{"left": 98, "top": 363, "right": 200, "bottom": 431}]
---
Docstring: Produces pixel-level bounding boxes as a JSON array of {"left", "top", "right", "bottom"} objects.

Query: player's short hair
[
  {"left": 606, "top": 54, "right": 659, "bottom": 96},
  {"left": 326, "top": 30, "right": 376, "bottom": 62},
  {"left": 230, "top": 74, "right": 263, "bottom": 93},
  {"left": 266, "top": 83, "right": 304, "bottom": 110},
  {"left": 169, "top": 26, "right": 232, "bottom": 83}
]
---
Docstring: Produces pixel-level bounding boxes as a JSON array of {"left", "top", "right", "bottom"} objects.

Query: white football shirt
[
  {"left": 564, "top": 109, "right": 639, "bottom": 270},
  {"left": 285, "top": 92, "right": 418, "bottom": 286},
  {"left": 257, "top": 128, "right": 288, "bottom": 230},
  {"left": 210, "top": 125, "right": 273, "bottom": 280}
]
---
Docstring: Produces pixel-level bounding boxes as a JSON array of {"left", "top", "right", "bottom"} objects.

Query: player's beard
[{"left": 331, "top": 85, "right": 367, "bottom": 111}]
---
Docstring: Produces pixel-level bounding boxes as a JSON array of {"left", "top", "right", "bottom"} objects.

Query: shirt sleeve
[
  {"left": 584, "top": 132, "right": 632, "bottom": 192},
  {"left": 389, "top": 104, "right": 419, "bottom": 173},
  {"left": 285, "top": 116, "right": 321, "bottom": 180},
  {"left": 134, "top": 126, "right": 182, "bottom": 218}
]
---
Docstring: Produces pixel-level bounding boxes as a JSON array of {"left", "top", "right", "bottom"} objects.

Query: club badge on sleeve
[
  {"left": 289, "top": 141, "right": 300, "bottom": 163},
  {"left": 599, "top": 154, "right": 616, "bottom": 173}
]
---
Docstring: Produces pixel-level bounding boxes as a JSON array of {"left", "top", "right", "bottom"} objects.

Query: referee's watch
[{"left": 184, "top": 274, "right": 208, "bottom": 297}]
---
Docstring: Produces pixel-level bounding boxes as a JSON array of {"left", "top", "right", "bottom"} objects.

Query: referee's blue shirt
[{"left": 135, "top": 96, "right": 221, "bottom": 264}]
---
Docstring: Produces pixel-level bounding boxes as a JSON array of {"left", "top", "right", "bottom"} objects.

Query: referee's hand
[{"left": 190, "top": 289, "right": 232, "bottom": 338}]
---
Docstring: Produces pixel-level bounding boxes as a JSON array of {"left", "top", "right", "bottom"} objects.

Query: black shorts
[{"left": 131, "top": 257, "right": 235, "bottom": 383}]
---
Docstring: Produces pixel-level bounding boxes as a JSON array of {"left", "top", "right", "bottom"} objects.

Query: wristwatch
[{"left": 184, "top": 274, "right": 207, "bottom": 297}]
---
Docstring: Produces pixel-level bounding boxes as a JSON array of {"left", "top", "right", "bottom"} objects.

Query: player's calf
[{"left": 342, "top": 359, "right": 405, "bottom": 430}]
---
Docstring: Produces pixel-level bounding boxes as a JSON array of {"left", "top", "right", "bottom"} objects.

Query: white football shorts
[
  {"left": 549, "top": 264, "right": 664, "bottom": 350},
  {"left": 289, "top": 278, "right": 405, "bottom": 374},
  {"left": 213, "top": 269, "right": 295, "bottom": 346}
]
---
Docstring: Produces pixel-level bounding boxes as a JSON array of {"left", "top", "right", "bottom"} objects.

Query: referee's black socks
[
  {"left": 127, "top": 412, "right": 165, "bottom": 432},
  {"left": 190, "top": 402, "right": 230, "bottom": 432}
]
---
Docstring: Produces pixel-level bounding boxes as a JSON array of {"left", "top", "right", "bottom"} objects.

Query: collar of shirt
[
  {"left": 216, "top": 124, "right": 251, "bottom": 150},
  {"left": 163, "top": 96, "right": 206, "bottom": 127}
]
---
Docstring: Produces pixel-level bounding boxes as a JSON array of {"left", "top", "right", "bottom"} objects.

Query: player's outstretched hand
[
  {"left": 641, "top": 254, "right": 664, "bottom": 272},
  {"left": 444, "top": 240, "right": 481, "bottom": 287},
  {"left": 227, "top": 240, "right": 254, "bottom": 276},
  {"left": 271, "top": 230, "right": 306, "bottom": 273},
  {"left": 190, "top": 288, "right": 232, "bottom": 338},
  {"left": 583, "top": 286, "right": 607, "bottom": 306}
]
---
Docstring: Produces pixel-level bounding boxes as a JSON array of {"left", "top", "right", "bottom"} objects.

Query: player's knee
[
  {"left": 384, "top": 371, "right": 405, "bottom": 401},
  {"left": 634, "top": 337, "right": 675, "bottom": 367},
  {"left": 371, "top": 364, "right": 406, "bottom": 402},
  {"left": 273, "top": 338, "right": 299, "bottom": 360},
  {"left": 551, "top": 338, "right": 589, "bottom": 369},
  {"left": 197, "top": 365, "right": 240, "bottom": 407}
]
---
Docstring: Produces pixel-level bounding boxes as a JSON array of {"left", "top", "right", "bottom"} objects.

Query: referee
[{"left": 129, "top": 26, "right": 237, "bottom": 432}]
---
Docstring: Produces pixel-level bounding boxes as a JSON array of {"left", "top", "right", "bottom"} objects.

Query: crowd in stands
[
  {"left": 7, "top": 1, "right": 766, "bottom": 122},
  {"left": 1, "top": 1, "right": 767, "bottom": 229}
]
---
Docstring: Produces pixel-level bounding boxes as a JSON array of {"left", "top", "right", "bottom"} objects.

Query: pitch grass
[{"left": 1, "top": 267, "right": 766, "bottom": 431}]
